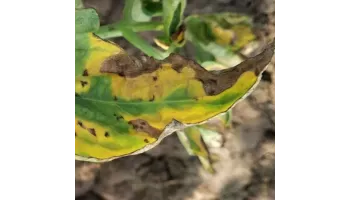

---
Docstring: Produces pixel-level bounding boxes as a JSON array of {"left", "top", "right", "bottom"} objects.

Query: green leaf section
[
  {"left": 75, "top": 0, "right": 84, "bottom": 9},
  {"left": 123, "top": 0, "right": 152, "bottom": 22},
  {"left": 141, "top": 0, "right": 163, "bottom": 17},
  {"left": 75, "top": 8, "right": 101, "bottom": 77},
  {"left": 162, "top": 0, "right": 186, "bottom": 38}
]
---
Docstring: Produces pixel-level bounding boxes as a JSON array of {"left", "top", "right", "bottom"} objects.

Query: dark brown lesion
[
  {"left": 77, "top": 121, "right": 85, "bottom": 129},
  {"left": 128, "top": 119, "right": 162, "bottom": 138},
  {"left": 100, "top": 53, "right": 161, "bottom": 78},
  {"left": 104, "top": 132, "right": 110, "bottom": 137},
  {"left": 80, "top": 81, "right": 88, "bottom": 87},
  {"left": 82, "top": 69, "right": 89, "bottom": 76},
  {"left": 76, "top": 121, "right": 97, "bottom": 137},
  {"left": 149, "top": 95, "right": 155, "bottom": 102},
  {"left": 100, "top": 40, "right": 275, "bottom": 96},
  {"left": 113, "top": 113, "right": 124, "bottom": 121},
  {"left": 87, "top": 128, "right": 96, "bottom": 137}
]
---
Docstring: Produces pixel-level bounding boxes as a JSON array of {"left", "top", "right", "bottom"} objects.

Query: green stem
[
  {"left": 120, "top": 27, "right": 167, "bottom": 60},
  {"left": 95, "top": 21, "right": 163, "bottom": 39}
]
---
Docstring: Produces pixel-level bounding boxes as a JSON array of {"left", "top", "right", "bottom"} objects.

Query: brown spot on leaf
[
  {"left": 80, "top": 81, "right": 88, "bottom": 87},
  {"left": 88, "top": 128, "right": 96, "bottom": 137},
  {"left": 128, "top": 119, "right": 162, "bottom": 138},
  {"left": 77, "top": 121, "right": 85, "bottom": 129},
  {"left": 114, "top": 114, "right": 124, "bottom": 121},
  {"left": 100, "top": 53, "right": 160, "bottom": 78},
  {"left": 144, "top": 139, "right": 149, "bottom": 143},
  {"left": 153, "top": 76, "right": 157, "bottom": 81},
  {"left": 99, "top": 40, "right": 274, "bottom": 96},
  {"left": 149, "top": 95, "right": 155, "bottom": 102},
  {"left": 83, "top": 70, "right": 89, "bottom": 76}
]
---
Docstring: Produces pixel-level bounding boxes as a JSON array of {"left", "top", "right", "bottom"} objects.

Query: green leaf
[
  {"left": 75, "top": 8, "right": 99, "bottom": 34},
  {"left": 123, "top": 0, "right": 152, "bottom": 22},
  {"left": 75, "top": 0, "right": 84, "bottom": 9},
  {"left": 162, "top": 0, "right": 186, "bottom": 39},
  {"left": 75, "top": 8, "right": 103, "bottom": 77}
]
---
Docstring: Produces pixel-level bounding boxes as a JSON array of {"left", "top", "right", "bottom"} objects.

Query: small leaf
[
  {"left": 75, "top": 0, "right": 84, "bottom": 9},
  {"left": 75, "top": 8, "right": 99, "bottom": 34},
  {"left": 198, "top": 127, "right": 223, "bottom": 149},
  {"left": 162, "top": 0, "right": 186, "bottom": 39},
  {"left": 177, "top": 127, "right": 214, "bottom": 173},
  {"left": 185, "top": 13, "right": 256, "bottom": 64}
]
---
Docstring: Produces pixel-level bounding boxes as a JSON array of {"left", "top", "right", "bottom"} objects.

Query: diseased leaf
[
  {"left": 177, "top": 127, "right": 214, "bottom": 173},
  {"left": 75, "top": 25, "right": 274, "bottom": 162},
  {"left": 185, "top": 13, "right": 256, "bottom": 64}
]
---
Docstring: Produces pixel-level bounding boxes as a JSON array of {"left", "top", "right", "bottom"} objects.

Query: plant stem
[{"left": 95, "top": 21, "right": 163, "bottom": 39}]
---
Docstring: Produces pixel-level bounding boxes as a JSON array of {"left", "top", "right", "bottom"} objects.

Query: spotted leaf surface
[{"left": 75, "top": 29, "right": 274, "bottom": 162}]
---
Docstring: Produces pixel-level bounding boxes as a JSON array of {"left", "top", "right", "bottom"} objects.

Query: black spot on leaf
[
  {"left": 83, "top": 70, "right": 89, "bottom": 76},
  {"left": 77, "top": 121, "right": 85, "bottom": 128},
  {"left": 104, "top": 132, "right": 109, "bottom": 137},
  {"left": 115, "top": 115, "right": 124, "bottom": 121},
  {"left": 80, "top": 81, "right": 88, "bottom": 87}
]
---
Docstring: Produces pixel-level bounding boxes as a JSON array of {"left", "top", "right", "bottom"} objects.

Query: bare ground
[{"left": 76, "top": 0, "right": 275, "bottom": 199}]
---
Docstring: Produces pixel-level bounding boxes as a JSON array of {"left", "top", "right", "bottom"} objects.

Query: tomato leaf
[
  {"left": 185, "top": 13, "right": 256, "bottom": 64},
  {"left": 75, "top": 27, "right": 274, "bottom": 162},
  {"left": 75, "top": 7, "right": 274, "bottom": 163}
]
